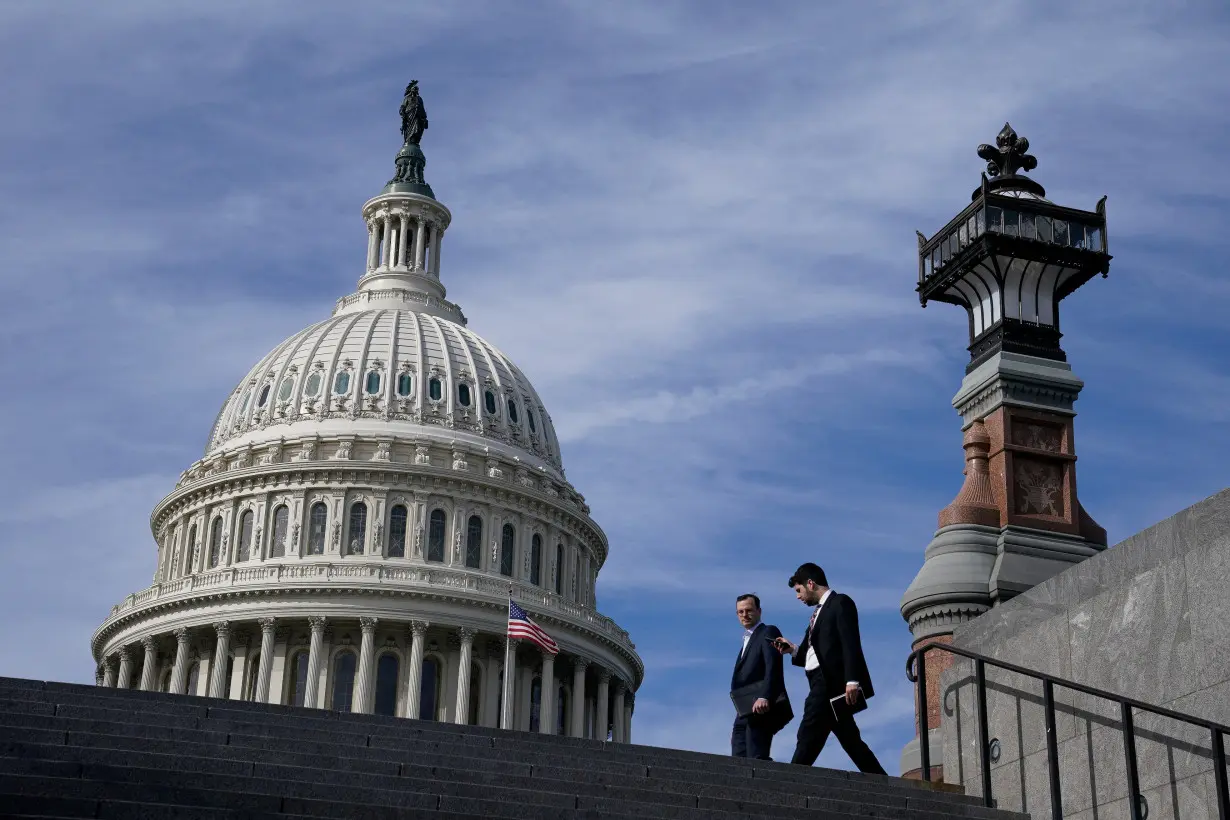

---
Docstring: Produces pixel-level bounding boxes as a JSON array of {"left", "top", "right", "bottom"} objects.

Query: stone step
[
  {"left": 0, "top": 678, "right": 957, "bottom": 797},
  {"left": 0, "top": 755, "right": 1014, "bottom": 820},
  {"left": 0, "top": 699, "right": 974, "bottom": 807},
  {"left": 0, "top": 714, "right": 973, "bottom": 812}
]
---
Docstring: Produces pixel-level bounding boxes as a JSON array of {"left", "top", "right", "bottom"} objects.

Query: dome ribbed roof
[{"left": 205, "top": 307, "right": 563, "bottom": 477}]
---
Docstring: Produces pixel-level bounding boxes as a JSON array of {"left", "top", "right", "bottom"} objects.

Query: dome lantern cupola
[{"left": 338, "top": 79, "right": 461, "bottom": 323}]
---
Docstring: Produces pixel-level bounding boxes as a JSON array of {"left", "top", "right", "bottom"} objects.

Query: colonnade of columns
[
  {"left": 95, "top": 616, "right": 636, "bottom": 743},
  {"left": 365, "top": 212, "right": 442, "bottom": 276}
]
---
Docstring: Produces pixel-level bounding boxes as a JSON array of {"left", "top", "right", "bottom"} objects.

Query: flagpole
[{"left": 500, "top": 583, "right": 513, "bottom": 730}]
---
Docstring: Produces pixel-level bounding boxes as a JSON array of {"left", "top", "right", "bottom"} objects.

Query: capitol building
[{"left": 89, "top": 83, "right": 643, "bottom": 743}]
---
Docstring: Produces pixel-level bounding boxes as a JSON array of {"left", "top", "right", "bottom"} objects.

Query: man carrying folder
[
  {"left": 772, "top": 563, "right": 887, "bottom": 774},
  {"left": 729, "top": 594, "right": 792, "bottom": 759}
]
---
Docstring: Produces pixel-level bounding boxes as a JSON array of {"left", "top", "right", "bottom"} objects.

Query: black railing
[{"left": 907, "top": 642, "right": 1230, "bottom": 820}]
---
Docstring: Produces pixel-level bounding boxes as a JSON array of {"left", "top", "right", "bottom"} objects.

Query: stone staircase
[{"left": 0, "top": 676, "right": 1026, "bottom": 819}]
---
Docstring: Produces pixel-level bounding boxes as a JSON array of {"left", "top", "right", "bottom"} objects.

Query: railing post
[
  {"left": 1213, "top": 727, "right": 1229, "bottom": 820},
  {"left": 915, "top": 650, "right": 931, "bottom": 782},
  {"left": 1122, "top": 702, "right": 1142, "bottom": 820},
  {"left": 975, "top": 659, "right": 993, "bottom": 807},
  {"left": 1042, "top": 680, "right": 1063, "bottom": 820}
]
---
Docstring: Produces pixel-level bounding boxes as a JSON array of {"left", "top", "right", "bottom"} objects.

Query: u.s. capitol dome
[{"left": 90, "top": 83, "right": 642, "bottom": 741}]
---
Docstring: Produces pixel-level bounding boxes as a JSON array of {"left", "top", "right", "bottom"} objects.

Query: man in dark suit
[
  {"left": 730, "top": 593, "right": 791, "bottom": 760},
  {"left": 772, "top": 563, "right": 886, "bottom": 773}
]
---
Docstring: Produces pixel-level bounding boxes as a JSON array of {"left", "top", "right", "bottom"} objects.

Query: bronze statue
[{"left": 399, "top": 80, "right": 428, "bottom": 146}]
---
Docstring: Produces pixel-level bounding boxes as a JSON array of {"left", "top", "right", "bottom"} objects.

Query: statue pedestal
[{"left": 384, "top": 142, "right": 434, "bottom": 198}]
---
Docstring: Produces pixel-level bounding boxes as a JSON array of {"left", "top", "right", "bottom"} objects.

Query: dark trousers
[
  {"left": 731, "top": 714, "right": 774, "bottom": 760},
  {"left": 790, "top": 670, "right": 886, "bottom": 774}
]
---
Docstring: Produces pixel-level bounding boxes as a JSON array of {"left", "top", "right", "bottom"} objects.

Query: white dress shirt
[
  {"left": 740, "top": 621, "right": 761, "bottom": 659},
  {"left": 803, "top": 590, "right": 860, "bottom": 688}
]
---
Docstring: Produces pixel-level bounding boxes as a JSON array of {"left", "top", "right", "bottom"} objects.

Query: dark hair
[
  {"left": 735, "top": 593, "right": 761, "bottom": 609},
  {"left": 788, "top": 563, "right": 827, "bottom": 589}
]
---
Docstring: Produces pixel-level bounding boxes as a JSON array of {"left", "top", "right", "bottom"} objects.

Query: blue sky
[{"left": 1, "top": 1, "right": 1229, "bottom": 772}]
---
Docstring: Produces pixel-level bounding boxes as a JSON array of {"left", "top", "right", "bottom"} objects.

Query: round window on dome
[
  {"left": 305, "top": 373, "right": 322, "bottom": 398},
  {"left": 365, "top": 371, "right": 382, "bottom": 395},
  {"left": 277, "top": 377, "right": 294, "bottom": 402},
  {"left": 397, "top": 373, "right": 413, "bottom": 397},
  {"left": 334, "top": 372, "right": 351, "bottom": 395},
  {"left": 458, "top": 383, "right": 471, "bottom": 407},
  {"left": 257, "top": 384, "right": 271, "bottom": 408},
  {"left": 428, "top": 378, "right": 442, "bottom": 402},
  {"left": 484, "top": 390, "right": 497, "bottom": 415},
  {"left": 507, "top": 399, "right": 519, "bottom": 425}
]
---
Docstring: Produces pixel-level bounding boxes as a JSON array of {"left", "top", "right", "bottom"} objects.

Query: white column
[
  {"left": 255, "top": 618, "right": 277, "bottom": 703},
  {"left": 101, "top": 657, "right": 117, "bottom": 688},
  {"left": 430, "top": 223, "right": 442, "bottom": 275},
  {"left": 207, "top": 622, "right": 232, "bottom": 698},
  {"left": 138, "top": 636, "right": 159, "bottom": 692},
  {"left": 302, "top": 616, "right": 326, "bottom": 709},
  {"left": 625, "top": 693, "right": 634, "bottom": 744},
  {"left": 595, "top": 668, "right": 611, "bottom": 741},
  {"left": 517, "top": 666, "right": 533, "bottom": 732},
  {"left": 500, "top": 639, "right": 519, "bottom": 730},
  {"left": 453, "top": 627, "right": 476, "bottom": 725},
  {"left": 169, "top": 628, "right": 191, "bottom": 694},
  {"left": 538, "top": 650, "right": 556, "bottom": 735},
  {"left": 365, "top": 219, "right": 378, "bottom": 271},
  {"left": 413, "top": 217, "right": 427, "bottom": 271},
  {"left": 94, "top": 666, "right": 105, "bottom": 687},
  {"left": 398, "top": 213, "right": 410, "bottom": 268},
  {"left": 403, "top": 620, "right": 428, "bottom": 718},
  {"left": 611, "top": 680, "right": 626, "bottom": 743},
  {"left": 353, "top": 617, "right": 378, "bottom": 714},
  {"left": 570, "top": 658, "right": 588, "bottom": 738},
  {"left": 116, "top": 646, "right": 134, "bottom": 690},
  {"left": 267, "top": 628, "right": 289, "bottom": 705},
  {"left": 228, "top": 633, "right": 251, "bottom": 700},
  {"left": 482, "top": 642, "right": 501, "bottom": 727},
  {"left": 381, "top": 215, "right": 393, "bottom": 268}
]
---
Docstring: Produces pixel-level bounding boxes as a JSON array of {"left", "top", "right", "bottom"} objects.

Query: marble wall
[{"left": 938, "top": 488, "right": 1230, "bottom": 819}]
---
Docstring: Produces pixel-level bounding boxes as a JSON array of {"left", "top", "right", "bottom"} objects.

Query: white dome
[{"left": 205, "top": 307, "right": 564, "bottom": 478}]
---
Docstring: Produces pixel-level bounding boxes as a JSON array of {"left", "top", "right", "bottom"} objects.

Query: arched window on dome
[
  {"left": 365, "top": 371, "right": 381, "bottom": 395},
  {"left": 428, "top": 377, "right": 442, "bottom": 402},
  {"left": 388, "top": 505, "right": 408, "bottom": 558},
  {"left": 373, "top": 653, "right": 400, "bottom": 716},
  {"left": 257, "top": 383, "right": 271, "bottom": 408},
  {"left": 507, "top": 399, "right": 520, "bottom": 425},
  {"left": 484, "top": 390, "right": 497, "bottom": 415},
  {"left": 270, "top": 505, "right": 288, "bottom": 558},
  {"left": 457, "top": 383, "right": 472, "bottom": 407},
  {"left": 530, "top": 534, "right": 542, "bottom": 586},
  {"left": 554, "top": 543, "right": 563, "bottom": 594},
  {"left": 331, "top": 651, "right": 357, "bottom": 712},
  {"left": 465, "top": 515, "right": 483, "bottom": 569},
  {"left": 397, "top": 372, "right": 413, "bottom": 397},
  {"left": 208, "top": 518, "right": 224, "bottom": 568},
  {"left": 346, "top": 502, "right": 367, "bottom": 556},
  {"left": 527, "top": 407, "right": 537, "bottom": 434},
  {"left": 184, "top": 524, "right": 197, "bottom": 576},
  {"left": 333, "top": 371, "right": 351, "bottom": 395},
  {"left": 308, "top": 503, "right": 328, "bottom": 555},
  {"left": 500, "top": 524, "right": 516, "bottom": 577},
  {"left": 420, "top": 657, "right": 440, "bottom": 721},
  {"left": 304, "top": 372, "right": 322, "bottom": 398},
  {"left": 237, "top": 510, "right": 254, "bottom": 562},
  {"left": 427, "top": 509, "right": 446, "bottom": 562},
  {"left": 285, "top": 651, "right": 310, "bottom": 707},
  {"left": 277, "top": 377, "right": 294, "bottom": 402}
]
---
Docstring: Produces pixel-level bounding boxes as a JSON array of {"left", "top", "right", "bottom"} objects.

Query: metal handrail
[{"left": 907, "top": 641, "right": 1230, "bottom": 820}]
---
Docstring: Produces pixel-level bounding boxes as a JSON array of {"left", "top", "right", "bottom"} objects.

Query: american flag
[{"left": 508, "top": 598, "right": 559, "bottom": 655}]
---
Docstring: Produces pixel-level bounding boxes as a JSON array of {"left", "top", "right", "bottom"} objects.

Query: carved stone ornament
[
  {"left": 334, "top": 440, "right": 353, "bottom": 460},
  {"left": 414, "top": 445, "right": 431, "bottom": 465},
  {"left": 374, "top": 441, "right": 392, "bottom": 461},
  {"left": 299, "top": 440, "right": 316, "bottom": 461},
  {"left": 1012, "top": 422, "right": 1062, "bottom": 453},
  {"left": 487, "top": 459, "right": 503, "bottom": 480},
  {"left": 374, "top": 523, "right": 384, "bottom": 549},
  {"left": 1015, "top": 458, "right": 1063, "bottom": 516},
  {"left": 452, "top": 450, "right": 468, "bottom": 471},
  {"left": 332, "top": 522, "right": 341, "bottom": 548}
]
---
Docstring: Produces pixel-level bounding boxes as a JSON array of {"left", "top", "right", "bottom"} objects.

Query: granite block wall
[{"left": 938, "top": 488, "right": 1230, "bottom": 819}]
